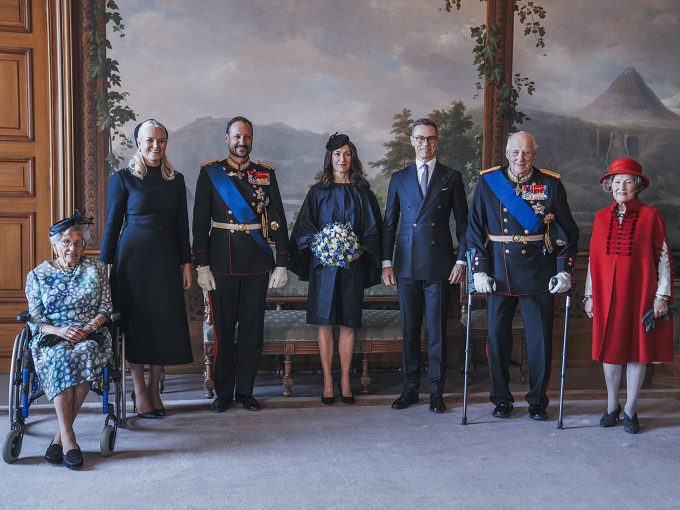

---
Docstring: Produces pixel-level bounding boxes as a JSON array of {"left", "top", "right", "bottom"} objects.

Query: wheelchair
[{"left": 3, "top": 311, "right": 127, "bottom": 464}]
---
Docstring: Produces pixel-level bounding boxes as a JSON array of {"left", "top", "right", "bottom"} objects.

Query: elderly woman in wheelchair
[{"left": 21, "top": 211, "right": 114, "bottom": 469}]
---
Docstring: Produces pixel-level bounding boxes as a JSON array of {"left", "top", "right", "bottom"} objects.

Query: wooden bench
[{"left": 202, "top": 270, "right": 428, "bottom": 397}]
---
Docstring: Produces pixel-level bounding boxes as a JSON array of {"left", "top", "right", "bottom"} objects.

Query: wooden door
[{"left": 0, "top": 0, "right": 68, "bottom": 371}]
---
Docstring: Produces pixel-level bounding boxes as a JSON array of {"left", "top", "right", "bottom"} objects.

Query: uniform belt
[
  {"left": 488, "top": 234, "right": 543, "bottom": 244},
  {"left": 212, "top": 221, "right": 262, "bottom": 232}
]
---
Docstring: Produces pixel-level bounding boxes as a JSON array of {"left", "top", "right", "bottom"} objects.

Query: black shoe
[
  {"left": 338, "top": 381, "right": 355, "bottom": 405},
  {"left": 210, "top": 396, "right": 232, "bottom": 413},
  {"left": 235, "top": 394, "right": 260, "bottom": 411},
  {"left": 321, "top": 394, "right": 335, "bottom": 405},
  {"left": 153, "top": 408, "right": 166, "bottom": 417},
  {"left": 45, "top": 441, "right": 63, "bottom": 465},
  {"left": 492, "top": 399, "right": 513, "bottom": 418},
  {"left": 136, "top": 411, "right": 156, "bottom": 419},
  {"left": 599, "top": 404, "right": 621, "bottom": 427},
  {"left": 63, "top": 447, "right": 83, "bottom": 470},
  {"left": 623, "top": 412, "right": 640, "bottom": 434},
  {"left": 429, "top": 393, "right": 446, "bottom": 413},
  {"left": 391, "top": 388, "right": 419, "bottom": 409},
  {"left": 528, "top": 404, "right": 548, "bottom": 421}
]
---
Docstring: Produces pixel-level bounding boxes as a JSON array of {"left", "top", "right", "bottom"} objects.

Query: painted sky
[{"left": 110, "top": 0, "right": 680, "bottom": 156}]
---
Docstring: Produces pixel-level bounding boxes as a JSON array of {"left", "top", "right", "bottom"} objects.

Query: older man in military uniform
[
  {"left": 193, "top": 116, "right": 289, "bottom": 413},
  {"left": 466, "top": 131, "right": 579, "bottom": 421}
]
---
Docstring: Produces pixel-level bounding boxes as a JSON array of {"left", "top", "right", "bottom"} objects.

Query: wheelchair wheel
[
  {"left": 100, "top": 424, "right": 116, "bottom": 457},
  {"left": 3, "top": 429, "right": 22, "bottom": 464}
]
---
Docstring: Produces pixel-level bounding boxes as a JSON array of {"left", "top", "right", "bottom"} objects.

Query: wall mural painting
[{"left": 105, "top": 0, "right": 680, "bottom": 250}]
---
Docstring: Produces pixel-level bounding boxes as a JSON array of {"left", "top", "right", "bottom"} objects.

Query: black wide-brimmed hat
[
  {"left": 326, "top": 132, "right": 350, "bottom": 152},
  {"left": 134, "top": 119, "right": 169, "bottom": 147},
  {"left": 49, "top": 210, "right": 94, "bottom": 237}
]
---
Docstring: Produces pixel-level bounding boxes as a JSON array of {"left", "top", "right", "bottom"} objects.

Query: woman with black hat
[
  {"left": 26, "top": 211, "right": 112, "bottom": 469},
  {"left": 584, "top": 157, "right": 673, "bottom": 433},
  {"left": 289, "top": 134, "right": 383, "bottom": 404},
  {"left": 101, "top": 119, "right": 193, "bottom": 418}
]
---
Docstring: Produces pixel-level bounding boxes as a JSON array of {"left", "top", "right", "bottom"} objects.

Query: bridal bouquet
[{"left": 311, "top": 222, "right": 363, "bottom": 268}]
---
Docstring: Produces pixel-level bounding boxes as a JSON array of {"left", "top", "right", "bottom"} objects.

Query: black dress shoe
[
  {"left": 137, "top": 411, "right": 157, "bottom": 419},
  {"left": 45, "top": 441, "right": 63, "bottom": 465},
  {"left": 492, "top": 399, "right": 513, "bottom": 418},
  {"left": 63, "top": 447, "right": 83, "bottom": 470},
  {"left": 153, "top": 408, "right": 166, "bottom": 417},
  {"left": 210, "top": 396, "right": 232, "bottom": 413},
  {"left": 599, "top": 403, "right": 621, "bottom": 427},
  {"left": 429, "top": 393, "right": 446, "bottom": 413},
  {"left": 528, "top": 404, "right": 548, "bottom": 421},
  {"left": 235, "top": 394, "right": 261, "bottom": 411},
  {"left": 321, "top": 395, "right": 335, "bottom": 405},
  {"left": 391, "top": 388, "right": 419, "bottom": 409},
  {"left": 338, "top": 381, "right": 355, "bottom": 405},
  {"left": 623, "top": 412, "right": 640, "bottom": 434}
]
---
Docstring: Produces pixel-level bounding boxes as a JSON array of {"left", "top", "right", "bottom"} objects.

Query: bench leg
[
  {"left": 360, "top": 353, "right": 370, "bottom": 394},
  {"left": 283, "top": 354, "right": 293, "bottom": 397}
]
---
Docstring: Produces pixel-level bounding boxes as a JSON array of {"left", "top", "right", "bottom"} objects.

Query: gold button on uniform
[
  {"left": 522, "top": 250, "right": 526, "bottom": 254},
  {"left": 503, "top": 208, "right": 508, "bottom": 212},
  {"left": 431, "top": 241, "right": 434, "bottom": 244},
  {"left": 505, "top": 249, "right": 510, "bottom": 254},
  {"left": 431, "top": 223, "right": 435, "bottom": 226},
  {"left": 503, "top": 219, "right": 508, "bottom": 223},
  {"left": 504, "top": 229, "right": 508, "bottom": 233},
  {"left": 252, "top": 202, "right": 256, "bottom": 206},
  {"left": 524, "top": 230, "right": 529, "bottom": 234},
  {"left": 413, "top": 223, "right": 417, "bottom": 227},
  {"left": 228, "top": 210, "right": 232, "bottom": 214}
]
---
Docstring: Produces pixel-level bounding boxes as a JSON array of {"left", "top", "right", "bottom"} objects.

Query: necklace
[{"left": 55, "top": 257, "right": 81, "bottom": 276}]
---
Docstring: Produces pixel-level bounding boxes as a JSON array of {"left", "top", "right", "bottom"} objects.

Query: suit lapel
[
  {"left": 416, "top": 162, "right": 450, "bottom": 219},
  {"left": 403, "top": 163, "right": 422, "bottom": 206}
]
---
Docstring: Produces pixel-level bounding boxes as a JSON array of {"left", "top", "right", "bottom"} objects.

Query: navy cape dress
[
  {"left": 289, "top": 182, "right": 383, "bottom": 328},
  {"left": 100, "top": 165, "right": 193, "bottom": 365}
]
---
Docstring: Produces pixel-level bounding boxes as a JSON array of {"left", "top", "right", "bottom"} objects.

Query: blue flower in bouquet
[{"left": 311, "top": 222, "right": 364, "bottom": 268}]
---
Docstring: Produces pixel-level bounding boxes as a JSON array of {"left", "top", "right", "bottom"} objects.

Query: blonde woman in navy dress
[
  {"left": 289, "top": 134, "right": 383, "bottom": 405},
  {"left": 101, "top": 119, "right": 193, "bottom": 419}
]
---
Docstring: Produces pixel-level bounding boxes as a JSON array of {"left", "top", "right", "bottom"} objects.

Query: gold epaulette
[
  {"left": 539, "top": 168, "right": 561, "bottom": 179},
  {"left": 200, "top": 158, "right": 219, "bottom": 168},
  {"left": 480, "top": 166, "right": 501, "bottom": 175},
  {"left": 257, "top": 160, "right": 276, "bottom": 171}
]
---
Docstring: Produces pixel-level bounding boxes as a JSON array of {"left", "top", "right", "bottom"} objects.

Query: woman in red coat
[{"left": 584, "top": 158, "right": 673, "bottom": 434}]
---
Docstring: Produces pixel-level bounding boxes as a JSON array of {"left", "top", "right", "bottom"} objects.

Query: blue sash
[
  {"left": 484, "top": 170, "right": 542, "bottom": 233},
  {"left": 204, "top": 163, "right": 273, "bottom": 256}
]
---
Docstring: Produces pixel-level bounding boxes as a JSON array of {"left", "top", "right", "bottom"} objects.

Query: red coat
[{"left": 590, "top": 197, "right": 674, "bottom": 364}]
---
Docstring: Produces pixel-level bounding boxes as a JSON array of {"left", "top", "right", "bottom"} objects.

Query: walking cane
[
  {"left": 462, "top": 250, "right": 475, "bottom": 425},
  {"left": 556, "top": 278, "right": 572, "bottom": 430}
]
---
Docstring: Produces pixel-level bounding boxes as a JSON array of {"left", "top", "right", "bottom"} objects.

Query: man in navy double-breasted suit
[{"left": 381, "top": 118, "right": 468, "bottom": 413}]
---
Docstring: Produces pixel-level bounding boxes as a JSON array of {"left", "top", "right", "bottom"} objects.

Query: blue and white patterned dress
[{"left": 26, "top": 256, "right": 113, "bottom": 401}]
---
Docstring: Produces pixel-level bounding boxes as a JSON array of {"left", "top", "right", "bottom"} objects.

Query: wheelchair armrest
[
  {"left": 110, "top": 312, "right": 121, "bottom": 321},
  {"left": 17, "top": 310, "right": 29, "bottom": 323}
]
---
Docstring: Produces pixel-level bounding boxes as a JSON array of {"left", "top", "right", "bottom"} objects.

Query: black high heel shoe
[
  {"left": 623, "top": 412, "right": 640, "bottom": 434},
  {"left": 599, "top": 403, "right": 621, "bottom": 427},
  {"left": 153, "top": 408, "right": 166, "bottom": 417},
  {"left": 338, "top": 381, "right": 355, "bottom": 405},
  {"left": 131, "top": 390, "right": 156, "bottom": 419}
]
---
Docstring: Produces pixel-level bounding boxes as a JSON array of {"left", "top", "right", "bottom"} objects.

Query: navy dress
[
  {"left": 100, "top": 165, "right": 193, "bottom": 365},
  {"left": 289, "top": 182, "right": 382, "bottom": 328}
]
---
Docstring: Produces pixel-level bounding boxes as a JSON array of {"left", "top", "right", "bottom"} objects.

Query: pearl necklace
[{"left": 55, "top": 257, "right": 81, "bottom": 276}]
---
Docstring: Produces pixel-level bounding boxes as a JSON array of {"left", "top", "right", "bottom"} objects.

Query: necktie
[{"left": 420, "top": 164, "right": 428, "bottom": 197}]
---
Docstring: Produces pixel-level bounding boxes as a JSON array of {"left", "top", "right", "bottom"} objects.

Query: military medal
[
  {"left": 227, "top": 171, "right": 245, "bottom": 179},
  {"left": 521, "top": 184, "right": 548, "bottom": 201},
  {"left": 532, "top": 203, "right": 545, "bottom": 215},
  {"left": 248, "top": 170, "right": 271, "bottom": 186}
]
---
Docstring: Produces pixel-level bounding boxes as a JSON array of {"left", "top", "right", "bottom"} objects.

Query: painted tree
[
  {"left": 428, "top": 101, "right": 477, "bottom": 176},
  {"left": 369, "top": 109, "right": 415, "bottom": 178}
]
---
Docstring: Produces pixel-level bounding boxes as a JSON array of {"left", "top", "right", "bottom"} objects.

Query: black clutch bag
[{"left": 38, "top": 331, "right": 106, "bottom": 348}]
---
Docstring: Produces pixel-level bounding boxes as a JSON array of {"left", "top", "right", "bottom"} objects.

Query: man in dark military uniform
[
  {"left": 193, "top": 116, "right": 289, "bottom": 412},
  {"left": 466, "top": 131, "right": 579, "bottom": 421}
]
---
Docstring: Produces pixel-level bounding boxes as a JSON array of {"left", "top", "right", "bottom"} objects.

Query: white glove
[
  {"left": 196, "top": 265, "right": 216, "bottom": 292},
  {"left": 473, "top": 272, "right": 496, "bottom": 294},
  {"left": 549, "top": 271, "right": 571, "bottom": 294},
  {"left": 268, "top": 267, "right": 288, "bottom": 289}
]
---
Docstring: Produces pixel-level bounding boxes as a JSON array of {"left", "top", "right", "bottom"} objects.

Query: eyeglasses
[
  {"left": 59, "top": 240, "right": 85, "bottom": 248},
  {"left": 413, "top": 136, "right": 438, "bottom": 145}
]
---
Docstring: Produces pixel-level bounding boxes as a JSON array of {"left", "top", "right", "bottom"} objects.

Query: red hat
[{"left": 600, "top": 157, "right": 649, "bottom": 189}]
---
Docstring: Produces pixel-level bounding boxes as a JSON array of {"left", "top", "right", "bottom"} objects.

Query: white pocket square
[{"left": 442, "top": 188, "right": 448, "bottom": 190}]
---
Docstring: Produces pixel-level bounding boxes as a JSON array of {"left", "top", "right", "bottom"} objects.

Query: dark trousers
[
  {"left": 487, "top": 291, "right": 554, "bottom": 408},
  {"left": 209, "top": 272, "right": 269, "bottom": 398},
  {"left": 397, "top": 277, "right": 451, "bottom": 394}
]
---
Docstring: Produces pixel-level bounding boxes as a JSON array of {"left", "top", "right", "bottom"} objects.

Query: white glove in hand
[
  {"left": 549, "top": 271, "right": 571, "bottom": 294},
  {"left": 473, "top": 272, "right": 496, "bottom": 294},
  {"left": 196, "top": 265, "right": 216, "bottom": 292},
  {"left": 268, "top": 267, "right": 288, "bottom": 289}
]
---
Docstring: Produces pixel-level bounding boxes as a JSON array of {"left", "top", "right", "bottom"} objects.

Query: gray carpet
[{"left": 1, "top": 394, "right": 679, "bottom": 509}]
